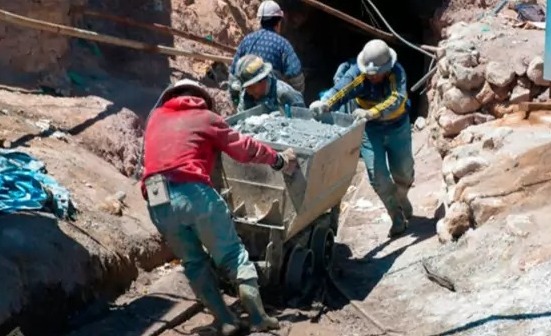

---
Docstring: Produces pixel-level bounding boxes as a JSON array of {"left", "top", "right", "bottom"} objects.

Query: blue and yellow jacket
[{"left": 321, "top": 62, "right": 408, "bottom": 122}]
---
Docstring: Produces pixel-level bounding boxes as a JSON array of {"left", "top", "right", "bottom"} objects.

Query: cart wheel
[
  {"left": 284, "top": 245, "right": 314, "bottom": 295},
  {"left": 310, "top": 226, "right": 335, "bottom": 274}
]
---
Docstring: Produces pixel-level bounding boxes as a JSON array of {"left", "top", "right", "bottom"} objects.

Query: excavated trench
[
  {"left": 0, "top": 1, "right": 451, "bottom": 335},
  {"left": 280, "top": 0, "right": 443, "bottom": 121}
]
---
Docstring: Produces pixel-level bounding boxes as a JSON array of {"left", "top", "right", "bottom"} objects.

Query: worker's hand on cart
[
  {"left": 352, "top": 108, "right": 378, "bottom": 122},
  {"left": 271, "top": 148, "right": 298, "bottom": 176},
  {"left": 309, "top": 100, "right": 329, "bottom": 117}
]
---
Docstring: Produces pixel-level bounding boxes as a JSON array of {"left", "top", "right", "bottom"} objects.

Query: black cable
[{"left": 361, "top": 0, "right": 435, "bottom": 59}]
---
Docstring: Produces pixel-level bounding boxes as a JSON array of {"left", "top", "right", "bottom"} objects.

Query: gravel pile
[{"left": 232, "top": 112, "right": 348, "bottom": 149}]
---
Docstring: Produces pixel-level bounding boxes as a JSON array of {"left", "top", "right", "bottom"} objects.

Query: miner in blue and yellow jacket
[{"left": 310, "top": 39, "right": 414, "bottom": 238}]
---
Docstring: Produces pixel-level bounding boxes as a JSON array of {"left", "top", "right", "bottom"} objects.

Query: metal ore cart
[{"left": 215, "top": 106, "right": 365, "bottom": 295}]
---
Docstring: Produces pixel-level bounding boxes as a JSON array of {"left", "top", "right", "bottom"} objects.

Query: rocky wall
[
  {"left": 427, "top": 17, "right": 547, "bottom": 155},
  {"left": 426, "top": 16, "right": 551, "bottom": 242},
  {"left": 435, "top": 119, "right": 551, "bottom": 242},
  {"left": 0, "top": 0, "right": 85, "bottom": 85}
]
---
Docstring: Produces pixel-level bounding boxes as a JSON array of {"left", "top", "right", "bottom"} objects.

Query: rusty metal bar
[
  {"left": 71, "top": 6, "right": 236, "bottom": 54},
  {"left": 0, "top": 9, "right": 233, "bottom": 64},
  {"left": 300, "top": 0, "right": 395, "bottom": 42}
]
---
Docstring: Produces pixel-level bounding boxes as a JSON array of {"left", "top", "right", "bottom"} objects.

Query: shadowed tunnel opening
[{"left": 280, "top": 0, "right": 443, "bottom": 121}]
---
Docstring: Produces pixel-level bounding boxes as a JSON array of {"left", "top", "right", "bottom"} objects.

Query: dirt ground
[
  {"left": 0, "top": 89, "right": 173, "bottom": 334},
  {"left": 68, "top": 125, "right": 551, "bottom": 336},
  {"left": 64, "top": 127, "right": 444, "bottom": 336},
  {"left": 4, "top": 0, "right": 551, "bottom": 335},
  {"left": 4, "top": 84, "right": 551, "bottom": 336}
]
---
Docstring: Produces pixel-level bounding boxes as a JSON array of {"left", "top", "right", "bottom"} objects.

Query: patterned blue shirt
[{"left": 230, "top": 29, "right": 302, "bottom": 78}]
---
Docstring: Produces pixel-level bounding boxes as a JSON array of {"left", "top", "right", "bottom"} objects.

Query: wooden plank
[
  {"left": 519, "top": 101, "right": 551, "bottom": 112},
  {"left": 141, "top": 300, "right": 204, "bottom": 336},
  {"left": 71, "top": 6, "right": 236, "bottom": 54},
  {"left": 0, "top": 9, "right": 232, "bottom": 64}
]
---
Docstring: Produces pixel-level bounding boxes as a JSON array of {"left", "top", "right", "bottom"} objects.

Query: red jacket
[{"left": 141, "top": 96, "right": 277, "bottom": 190}]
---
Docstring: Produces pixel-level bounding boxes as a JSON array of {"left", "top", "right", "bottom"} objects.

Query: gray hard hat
[
  {"left": 356, "top": 39, "right": 397, "bottom": 75},
  {"left": 235, "top": 54, "right": 273, "bottom": 88}
]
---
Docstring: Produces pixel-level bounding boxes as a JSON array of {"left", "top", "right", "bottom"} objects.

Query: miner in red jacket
[{"left": 141, "top": 79, "right": 295, "bottom": 335}]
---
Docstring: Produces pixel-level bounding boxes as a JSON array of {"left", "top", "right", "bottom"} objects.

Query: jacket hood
[{"left": 162, "top": 96, "right": 209, "bottom": 111}]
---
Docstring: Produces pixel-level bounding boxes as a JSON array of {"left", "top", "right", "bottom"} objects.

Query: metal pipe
[{"left": 411, "top": 66, "right": 438, "bottom": 92}]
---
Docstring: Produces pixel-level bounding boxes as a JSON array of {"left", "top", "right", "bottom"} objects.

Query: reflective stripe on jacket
[{"left": 322, "top": 62, "right": 408, "bottom": 122}]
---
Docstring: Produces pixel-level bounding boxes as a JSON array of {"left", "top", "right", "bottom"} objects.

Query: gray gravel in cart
[{"left": 232, "top": 112, "right": 348, "bottom": 149}]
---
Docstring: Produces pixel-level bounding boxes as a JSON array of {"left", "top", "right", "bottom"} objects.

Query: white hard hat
[
  {"left": 257, "top": 1, "right": 284, "bottom": 19},
  {"left": 357, "top": 39, "right": 397, "bottom": 75},
  {"left": 158, "top": 79, "right": 214, "bottom": 111}
]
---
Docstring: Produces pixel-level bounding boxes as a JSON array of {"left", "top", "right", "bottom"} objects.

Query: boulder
[
  {"left": 487, "top": 102, "right": 519, "bottom": 118},
  {"left": 445, "top": 40, "right": 480, "bottom": 68},
  {"left": 481, "top": 127, "right": 514, "bottom": 151},
  {"left": 444, "top": 87, "right": 481, "bottom": 114},
  {"left": 513, "top": 57, "right": 528, "bottom": 77},
  {"left": 442, "top": 202, "right": 472, "bottom": 239},
  {"left": 509, "top": 84, "right": 531, "bottom": 104},
  {"left": 475, "top": 81, "right": 497, "bottom": 105},
  {"left": 438, "top": 58, "right": 451, "bottom": 78},
  {"left": 450, "top": 64, "right": 485, "bottom": 91},
  {"left": 470, "top": 197, "right": 506, "bottom": 226},
  {"left": 473, "top": 112, "right": 496, "bottom": 125},
  {"left": 451, "top": 156, "right": 489, "bottom": 180},
  {"left": 436, "top": 218, "right": 453, "bottom": 243},
  {"left": 527, "top": 57, "right": 551, "bottom": 86},
  {"left": 451, "top": 131, "right": 476, "bottom": 148},
  {"left": 477, "top": 81, "right": 511, "bottom": 105},
  {"left": 437, "top": 108, "right": 475, "bottom": 137},
  {"left": 485, "top": 61, "right": 516, "bottom": 88},
  {"left": 437, "top": 77, "right": 454, "bottom": 96}
]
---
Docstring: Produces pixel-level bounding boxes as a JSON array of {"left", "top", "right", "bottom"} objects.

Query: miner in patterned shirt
[
  {"left": 234, "top": 54, "right": 305, "bottom": 113},
  {"left": 228, "top": 1, "right": 304, "bottom": 107}
]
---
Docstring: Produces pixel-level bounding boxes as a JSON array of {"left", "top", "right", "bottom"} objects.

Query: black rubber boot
[{"left": 238, "top": 279, "right": 280, "bottom": 332}]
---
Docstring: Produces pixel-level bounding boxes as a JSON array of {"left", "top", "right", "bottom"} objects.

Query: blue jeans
[
  {"left": 360, "top": 115, "right": 415, "bottom": 226},
  {"left": 148, "top": 182, "right": 258, "bottom": 285}
]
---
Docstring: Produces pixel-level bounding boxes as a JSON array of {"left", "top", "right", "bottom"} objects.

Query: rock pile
[
  {"left": 428, "top": 19, "right": 548, "bottom": 144},
  {"left": 436, "top": 120, "right": 551, "bottom": 242},
  {"left": 232, "top": 112, "right": 348, "bottom": 149}
]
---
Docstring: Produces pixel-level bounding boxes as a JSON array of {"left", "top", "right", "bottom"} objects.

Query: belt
[{"left": 369, "top": 112, "right": 408, "bottom": 127}]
